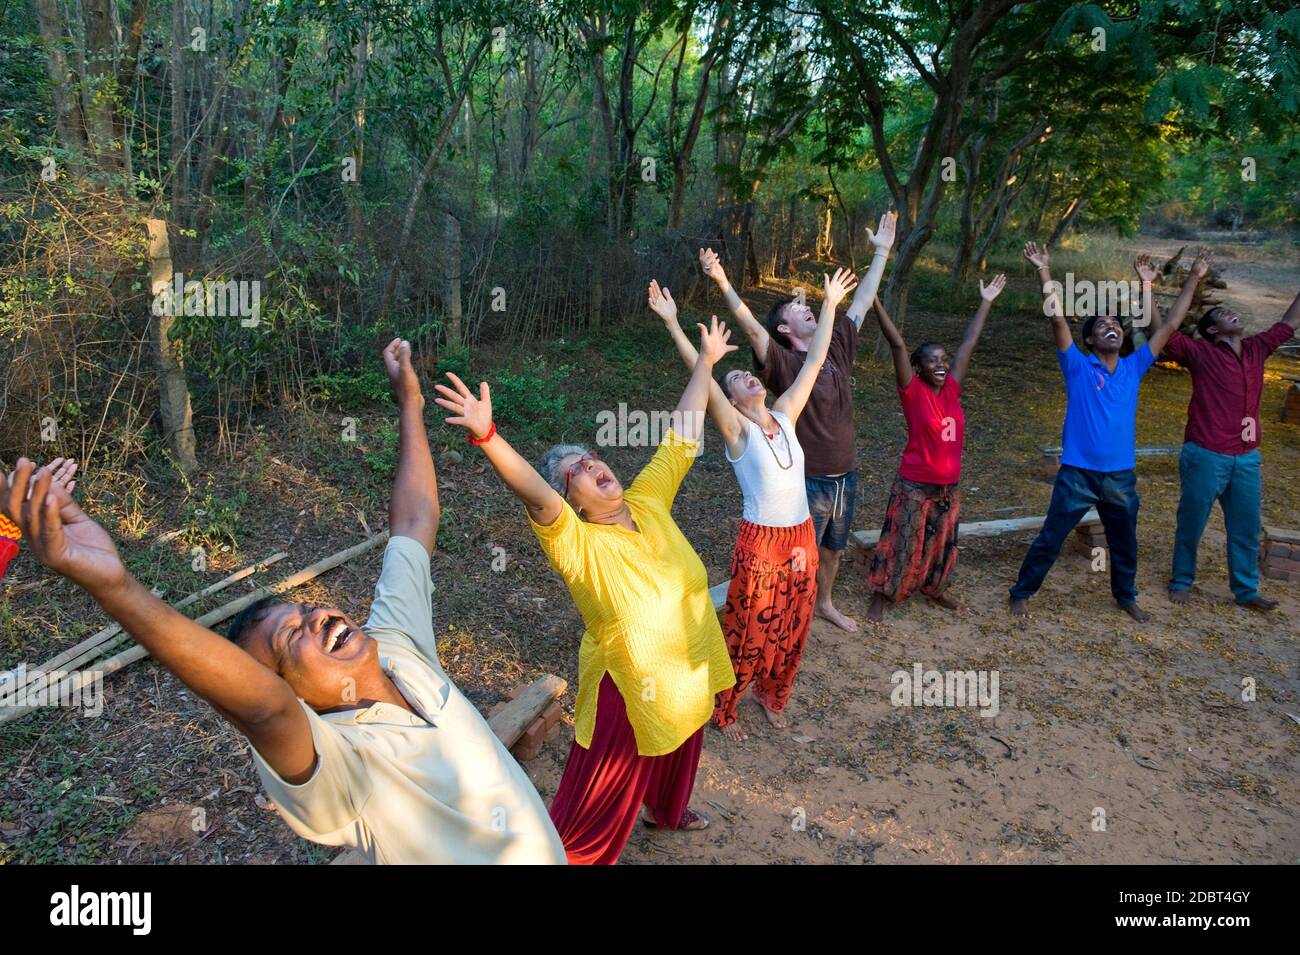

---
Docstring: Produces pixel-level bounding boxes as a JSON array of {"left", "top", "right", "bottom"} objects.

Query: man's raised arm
[
  {"left": 0, "top": 462, "right": 315, "bottom": 782},
  {"left": 1025, "top": 241, "right": 1073, "bottom": 352},
  {"left": 845, "top": 211, "right": 898, "bottom": 330},
  {"left": 699, "top": 247, "right": 770, "bottom": 361},
  {"left": 383, "top": 339, "right": 439, "bottom": 555}
]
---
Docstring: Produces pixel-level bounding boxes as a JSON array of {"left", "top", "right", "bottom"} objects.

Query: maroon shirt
[
  {"left": 1162, "top": 321, "right": 1295, "bottom": 455},
  {"left": 753, "top": 314, "right": 858, "bottom": 476}
]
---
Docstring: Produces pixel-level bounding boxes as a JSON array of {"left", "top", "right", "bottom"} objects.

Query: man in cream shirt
[
  {"left": 2, "top": 339, "right": 564, "bottom": 865},
  {"left": 240, "top": 533, "right": 565, "bottom": 864}
]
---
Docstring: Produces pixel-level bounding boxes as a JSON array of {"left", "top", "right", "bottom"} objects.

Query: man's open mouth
[
  {"left": 322, "top": 616, "right": 354, "bottom": 654},
  {"left": 1103, "top": 329, "right": 1120, "bottom": 342}
]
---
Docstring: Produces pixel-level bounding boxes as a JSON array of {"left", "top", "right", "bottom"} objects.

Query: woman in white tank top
[{"left": 648, "top": 268, "right": 858, "bottom": 742}]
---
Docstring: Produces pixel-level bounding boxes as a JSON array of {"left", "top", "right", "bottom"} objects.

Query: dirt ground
[{"left": 2, "top": 234, "right": 1297, "bottom": 865}]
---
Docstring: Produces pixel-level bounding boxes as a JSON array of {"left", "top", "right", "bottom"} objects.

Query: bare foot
[
  {"left": 928, "top": 592, "right": 960, "bottom": 612},
  {"left": 816, "top": 601, "right": 859, "bottom": 633},
  {"left": 753, "top": 697, "right": 786, "bottom": 729},
  {"left": 719, "top": 720, "right": 748, "bottom": 742},
  {"left": 866, "top": 593, "right": 886, "bottom": 623},
  {"left": 1009, "top": 597, "right": 1030, "bottom": 618},
  {"left": 1167, "top": 588, "right": 1190, "bottom": 605},
  {"left": 1239, "top": 596, "right": 1279, "bottom": 612},
  {"left": 1121, "top": 602, "right": 1150, "bottom": 623}
]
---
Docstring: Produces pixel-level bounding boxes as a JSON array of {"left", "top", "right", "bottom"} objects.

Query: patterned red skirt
[
  {"left": 867, "top": 476, "right": 961, "bottom": 603},
  {"left": 714, "top": 518, "right": 818, "bottom": 728}
]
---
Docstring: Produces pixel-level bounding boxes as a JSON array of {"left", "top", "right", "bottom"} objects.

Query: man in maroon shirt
[{"left": 1161, "top": 286, "right": 1299, "bottom": 611}]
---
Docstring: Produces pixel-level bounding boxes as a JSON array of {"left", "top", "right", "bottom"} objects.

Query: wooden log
[
  {"left": 852, "top": 509, "right": 1101, "bottom": 551},
  {"left": 0, "top": 537, "right": 386, "bottom": 725},
  {"left": 330, "top": 671, "right": 568, "bottom": 865},
  {"left": 1040, "top": 445, "right": 1180, "bottom": 458}
]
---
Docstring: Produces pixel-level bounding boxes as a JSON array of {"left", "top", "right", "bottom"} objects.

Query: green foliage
[{"left": 181, "top": 481, "right": 248, "bottom": 552}]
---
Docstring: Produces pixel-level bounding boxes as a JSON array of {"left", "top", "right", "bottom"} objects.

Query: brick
[
  {"left": 540, "top": 701, "right": 562, "bottom": 733},
  {"left": 1263, "top": 556, "right": 1300, "bottom": 574},
  {"left": 511, "top": 715, "right": 547, "bottom": 762},
  {"left": 1268, "top": 542, "right": 1291, "bottom": 559}
]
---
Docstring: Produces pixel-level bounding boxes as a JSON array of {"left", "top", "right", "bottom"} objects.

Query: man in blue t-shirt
[{"left": 1008, "top": 244, "right": 1207, "bottom": 621}]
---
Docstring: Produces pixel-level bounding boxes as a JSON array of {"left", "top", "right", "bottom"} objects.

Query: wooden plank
[
  {"left": 1040, "top": 446, "right": 1179, "bottom": 457},
  {"left": 330, "top": 671, "right": 568, "bottom": 865},
  {"left": 1263, "top": 526, "right": 1300, "bottom": 545},
  {"left": 852, "top": 509, "right": 1101, "bottom": 550},
  {"left": 487, "top": 673, "right": 567, "bottom": 749}
]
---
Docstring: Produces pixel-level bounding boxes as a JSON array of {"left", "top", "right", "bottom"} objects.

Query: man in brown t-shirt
[{"left": 699, "top": 212, "right": 897, "bottom": 631}]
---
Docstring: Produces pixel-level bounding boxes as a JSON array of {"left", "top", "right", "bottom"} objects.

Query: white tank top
[{"left": 725, "top": 409, "right": 810, "bottom": 527}]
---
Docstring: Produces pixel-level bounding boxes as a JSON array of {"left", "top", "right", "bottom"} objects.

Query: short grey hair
[{"left": 539, "top": 444, "right": 589, "bottom": 496}]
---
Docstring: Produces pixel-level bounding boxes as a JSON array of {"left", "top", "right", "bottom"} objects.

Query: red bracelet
[{"left": 467, "top": 421, "right": 496, "bottom": 446}]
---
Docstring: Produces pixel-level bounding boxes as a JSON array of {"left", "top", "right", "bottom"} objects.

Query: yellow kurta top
[{"left": 530, "top": 430, "right": 735, "bottom": 756}]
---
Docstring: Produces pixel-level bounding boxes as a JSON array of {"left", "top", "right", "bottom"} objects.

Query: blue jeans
[
  {"left": 1169, "top": 442, "right": 1262, "bottom": 604},
  {"left": 806, "top": 471, "right": 857, "bottom": 552},
  {"left": 1010, "top": 464, "right": 1140, "bottom": 606}
]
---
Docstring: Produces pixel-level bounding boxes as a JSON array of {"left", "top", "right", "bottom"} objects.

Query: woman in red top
[{"left": 865, "top": 278, "right": 1005, "bottom": 623}]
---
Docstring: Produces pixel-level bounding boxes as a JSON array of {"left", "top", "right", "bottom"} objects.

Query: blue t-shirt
[{"left": 1057, "top": 342, "right": 1156, "bottom": 472}]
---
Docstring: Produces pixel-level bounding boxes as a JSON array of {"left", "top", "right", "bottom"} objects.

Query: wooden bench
[{"left": 847, "top": 509, "right": 1102, "bottom": 561}]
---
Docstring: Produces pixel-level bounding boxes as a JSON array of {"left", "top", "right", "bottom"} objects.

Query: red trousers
[
  {"left": 714, "top": 518, "right": 817, "bottom": 728},
  {"left": 548, "top": 673, "right": 704, "bottom": 865}
]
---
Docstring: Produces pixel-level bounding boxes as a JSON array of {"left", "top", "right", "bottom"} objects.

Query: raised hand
[
  {"left": 1189, "top": 246, "right": 1213, "bottom": 279},
  {"left": 647, "top": 280, "right": 678, "bottom": 324},
  {"left": 1, "top": 458, "right": 126, "bottom": 593},
  {"left": 979, "top": 274, "right": 1007, "bottom": 302},
  {"left": 1023, "top": 241, "right": 1050, "bottom": 270},
  {"left": 865, "top": 210, "right": 898, "bottom": 252},
  {"left": 697, "top": 315, "right": 738, "bottom": 366},
  {"left": 382, "top": 338, "right": 422, "bottom": 405},
  {"left": 433, "top": 372, "right": 493, "bottom": 441},
  {"left": 823, "top": 267, "right": 859, "bottom": 310},
  {"left": 699, "top": 247, "right": 729, "bottom": 287},
  {"left": 1133, "top": 253, "right": 1159, "bottom": 285}
]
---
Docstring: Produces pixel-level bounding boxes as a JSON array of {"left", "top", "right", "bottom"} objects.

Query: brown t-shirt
[{"left": 753, "top": 315, "right": 858, "bottom": 476}]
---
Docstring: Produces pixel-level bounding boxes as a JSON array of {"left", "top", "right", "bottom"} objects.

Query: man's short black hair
[
  {"left": 226, "top": 597, "right": 280, "bottom": 646},
  {"left": 1197, "top": 306, "right": 1225, "bottom": 339},
  {"left": 765, "top": 296, "right": 799, "bottom": 350},
  {"left": 1081, "top": 315, "right": 1099, "bottom": 345}
]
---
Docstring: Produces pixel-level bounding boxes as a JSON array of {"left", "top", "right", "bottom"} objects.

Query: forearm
[
  {"left": 90, "top": 575, "right": 299, "bottom": 727},
  {"left": 1038, "top": 265, "right": 1072, "bottom": 350},
  {"left": 478, "top": 430, "right": 562, "bottom": 520},
  {"left": 389, "top": 395, "right": 439, "bottom": 552},
  {"left": 716, "top": 280, "right": 769, "bottom": 354},
  {"left": 1283, "top": 289, "right": 1300, "bottom": 329},
  {"left": 846, "top": 247, "right": 890, "bottom": 327},
  {"left": 674, "top": 355, "right": 714, "bottom": 443},
  {"left": 951, "top": 301, "right": 991, "bottom": 381},
  {"left": 779, "top": 300, "right": 838, "bottom": 418}
]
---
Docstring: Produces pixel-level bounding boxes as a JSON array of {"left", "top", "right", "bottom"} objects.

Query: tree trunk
[
  {"left": 1047, "top": 196, "right": 1085, "bottom": 249},
  {"left": 146, "top": 219, "right": 198, "bottom": 475},
  {"left": 35, "top": 0, "right": 89, "bottom": 175},
  {"left": 445, "top": 212, "right": 462, "bottom": 348}
]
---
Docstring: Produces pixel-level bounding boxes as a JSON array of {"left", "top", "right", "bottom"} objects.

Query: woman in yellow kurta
[{"left": 434, "top": 319, "right": 736, "bottom": 864}]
